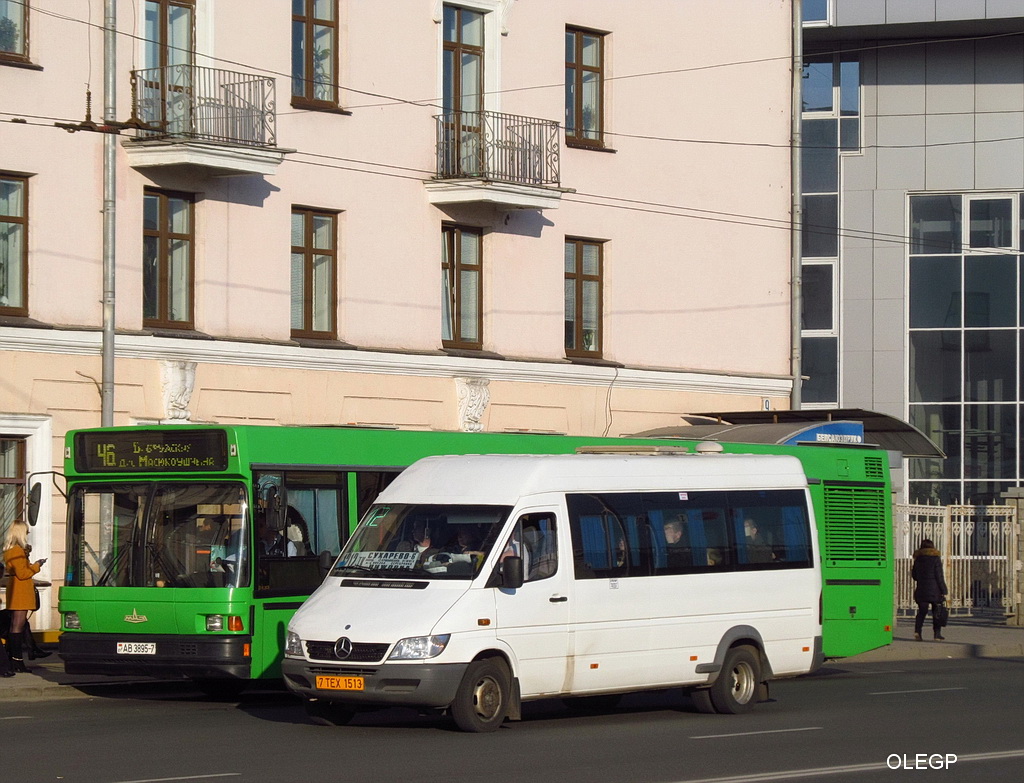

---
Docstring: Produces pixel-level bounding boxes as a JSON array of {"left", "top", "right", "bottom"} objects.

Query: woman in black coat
[{"left": 911, "top": 538, "right": 948, "bottom": 641}]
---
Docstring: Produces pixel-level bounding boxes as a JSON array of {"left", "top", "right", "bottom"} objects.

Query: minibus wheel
[
  {"left": 708, "top": 645, "right": 761, "bottom": 714},
  {"left": 304, "top": 698, "right": 356, "bottom": 726},
  {"left": 451, "top": 658, "right": 510, "bottom": 732}
]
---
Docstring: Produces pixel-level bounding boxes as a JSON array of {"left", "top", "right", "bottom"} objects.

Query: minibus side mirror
[
  {"left": 318, "top": 550, "right": 335, "bottom": 577},
  {"left": 27, "top": 483, "right": 42, "bottom": 526},
  {"left": 501, "top": 556, "right": 524, "bottom": 589}
]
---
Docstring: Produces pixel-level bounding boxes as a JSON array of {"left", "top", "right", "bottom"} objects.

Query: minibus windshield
[{"left": 331, "top": 503, "right": 513, "bottom": 579}]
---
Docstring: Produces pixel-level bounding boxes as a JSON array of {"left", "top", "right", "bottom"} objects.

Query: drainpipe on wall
[
  {"left": 101, "top": 0, "right": 117, "bottom": 427},
  {"left": 789, "top": 0, "right": 803, "bottom": 412}
]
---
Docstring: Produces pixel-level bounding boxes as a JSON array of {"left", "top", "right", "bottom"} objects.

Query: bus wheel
[
  {"left": 304, "top": 699, "right": 356, "bottom": 726},
  {"left": 709, "top": 646, "right": 761, "bottom": 714},
  {"left": 451, "top": 658, "right": 510, "bottom": 733},
  {"left": 192, "top": 679, "right": 247, "bottom": 700}
]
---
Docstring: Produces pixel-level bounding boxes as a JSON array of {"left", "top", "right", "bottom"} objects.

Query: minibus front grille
[
  {"left": 307, "top": 665, "right": 379, "bottom": 677},
  {"left": 305, "top": 640, "right": 391, "bottom": 662}
]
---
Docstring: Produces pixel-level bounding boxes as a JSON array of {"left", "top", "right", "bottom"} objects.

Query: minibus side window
[{"left": 501, "top": 513, "right": 558, "bottom": 582}]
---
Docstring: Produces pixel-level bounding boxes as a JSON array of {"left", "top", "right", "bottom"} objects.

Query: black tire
[
  {"left": 192, "top": 678, "right": 248, "bottom": 700},
  {"left": 708, "top": 645, "right": 761, "bottom": 714},
  {"left": 562, "top": 694, "right": 622, "bottom": 714},
  {"left": 304, "top": 698, "right": 356, "bottom": 726},
  {"left": 690, "top": 687, "right": 717, "bottom": 714},
  {"left": 450, "top": 658, "right": 510, "bottom": 733}
]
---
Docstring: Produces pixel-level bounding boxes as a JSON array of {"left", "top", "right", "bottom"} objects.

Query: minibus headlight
[
  {"left": 64, "top": 612, "right": 81, "bottom": 630},
  {"left": 284, "top": 631, "right": 304, "bottom": 658},
  {"left": 388, "top": 634, "right": 451, "bottom": 660},
  {"left": 206, "top": 615, "right": 225, "bottom": 632}
]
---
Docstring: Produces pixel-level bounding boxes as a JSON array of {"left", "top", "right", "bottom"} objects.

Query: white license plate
[{"left": 116, "top": 642, "right": 156, "bottom": 655}]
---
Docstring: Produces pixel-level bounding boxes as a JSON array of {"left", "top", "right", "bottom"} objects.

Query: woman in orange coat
[{"left": 3, "top": 520, "right": 46, "bottom": 673}]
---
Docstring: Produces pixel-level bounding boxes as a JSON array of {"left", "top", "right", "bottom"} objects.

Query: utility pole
[
  {"left": 101, "top": 0, "right": 117, "bottom": 426},
  {"left": 790, "top": 0, "right": 803, "bottom": 412}
]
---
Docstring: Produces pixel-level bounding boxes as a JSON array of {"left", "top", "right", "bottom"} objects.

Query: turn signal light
[{"left": 228, "top": 616, "right": 244, "bottom": 632}]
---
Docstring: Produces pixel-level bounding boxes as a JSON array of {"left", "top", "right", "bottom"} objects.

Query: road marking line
[
  {"left": 691, "top": 727, "right": 823, "bottom": 739},
  {"left": 869, "top": 686, "right": 966, "bottom": 695},
  {"left": 669, "top": 749, "right": 1024, "bottom": 782},
  {"left": 0, "top": 716, "right": 32, "bottom": 720},
  {"left": 113, "top": 775, "right": 240, "bottom": 783}
]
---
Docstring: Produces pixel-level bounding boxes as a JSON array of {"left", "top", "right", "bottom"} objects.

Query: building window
[
  {"left": 565, "top": 27, "right": 604, "bottom": 147},
  {"left": 0, "top": 174, "right": 27, "bottom": 316},
  {"left": 0, "top": 0, "right": 28, "bottom": 62},
  {"left": 799, "top": 51, "right": 860, "bottom": 406},
  {"left": 441, "top": 224, "right": 482, "bottom": 350},
  {"left": 440, "top": 4, "right": 485, "bottom": 176},
  {"left": 802, "top": 0, "right": 831, "bottom": 25},
  {"left": 292, "top": 0, "right": 338, "bottom": 108},
  {"left": 143, "top": 189, "right": 194, "bottom": 329},
  {"left": 564, "top": 238, "right": 603, "bottom": 357},
  {"left": 143, "top": 0, "right": 193, "bottom": 70},
  {"left": 291, "top": 208, "right": 337, "bottom": 339},
  {"left": 0, "top": 436, "right": 26, "bottom": 528},
  {"left": 908, "top": 192, "right": 1023, "bottom": 505}
]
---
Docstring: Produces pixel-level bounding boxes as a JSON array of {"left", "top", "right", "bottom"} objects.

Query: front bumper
[
  {"left": 282, "top": 657, "right": 468, "bottom": 709},
  {"left": 59, "top": 632, "right": 252, "bottom": 680}
]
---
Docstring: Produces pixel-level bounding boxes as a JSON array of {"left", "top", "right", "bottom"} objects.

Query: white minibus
[{"left": 282, "top": 452, "right": 823, "bottom": 731}]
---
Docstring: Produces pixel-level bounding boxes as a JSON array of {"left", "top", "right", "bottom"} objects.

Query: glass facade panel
[
  {"left": 911, "top": 195, "right": 962, "bottom": 254},
  {"left": 802, "top": 56, "right": 833, "bottom": 113},
  {"left": 969, "top": 198, "right": 1013, "bottom": 249},
  {"left": 964, "top": 329, "right": 1015, "bottom": 402},
  {"left": 910, "top": 256, "right": 961, "bottom": 329},
  {"left": 803, "top": 0, "right": 829, "bottom": 24},
  {"left": 801, "top": 336, "right": 837, "bottom": 403},
  {"left": 802, "top": 263, "right": 833, "bottom": 330},
  {"left": 964, "top": 405, "right": 1016, "bottom": 479},
  {"left": 909, "top": 405, "right": 961, "bottom": 480},
  {"left": 964, "top": 256, "right": 1016, "bottom": 327},
  {"left": 909, "top": 331, "right": 961, "bottom": 403},
  {"left": 802, "top": 194, "right": 838, "bottom": 257},
  {"left": 839, "top": 60, "right": 859, "bottom": 116},
  {"left": 802, "top": 119, "right": 838, "bottom": 194}
]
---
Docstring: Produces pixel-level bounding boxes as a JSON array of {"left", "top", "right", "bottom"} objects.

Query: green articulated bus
[{"left": 53, "top": 424, "right": 893, "bottom": 696}]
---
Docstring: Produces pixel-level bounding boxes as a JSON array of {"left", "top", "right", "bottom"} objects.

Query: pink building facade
[{"left": 0, "top": 0, "right": 795, "bottom": 630}]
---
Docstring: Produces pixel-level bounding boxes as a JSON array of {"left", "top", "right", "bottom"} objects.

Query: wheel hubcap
[
  {"left": 472, "top": 675, "right": 502, "bottom": 720},
  {"left": 730, "top": 661, "right": 756, "bottom": 704}
]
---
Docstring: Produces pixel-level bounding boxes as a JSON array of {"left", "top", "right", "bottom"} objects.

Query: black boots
[
  {"left": 25, "top": 627, "right": 50, "bottom": 659},
  {"left": 6, "top": 635, "right": 28, "bottom": 673}
]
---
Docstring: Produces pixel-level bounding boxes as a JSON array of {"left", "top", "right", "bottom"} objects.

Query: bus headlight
[
  {"left": 284, "top": 631, "right": 304, "bottom": 658},
  {"left": 64, "top": 612, "right": 81, "bottom": 630},
  {"left": 388, "top": 634, "right": 451, "bottom": 660}
]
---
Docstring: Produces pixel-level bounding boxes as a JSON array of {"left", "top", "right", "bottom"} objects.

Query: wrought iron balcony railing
[
  {"left": 131, "top": 65, "right": 277, "bottom": 147},
  {"left": 435, "top": 110, "right": 560, "bottom": 186}
]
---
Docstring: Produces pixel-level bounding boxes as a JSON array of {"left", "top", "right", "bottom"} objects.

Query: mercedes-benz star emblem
[{"left": 334, "top": 637, "right": 353, "bottom": 659}]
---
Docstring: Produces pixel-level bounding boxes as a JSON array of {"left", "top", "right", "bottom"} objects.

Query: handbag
[{"left": 935, "top": 602, "right": 949, "bottom": 628}]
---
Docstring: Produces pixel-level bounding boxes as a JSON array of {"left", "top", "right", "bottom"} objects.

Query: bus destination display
[{"left": 75, "top": 430, "right": 229, "bottom": 473}]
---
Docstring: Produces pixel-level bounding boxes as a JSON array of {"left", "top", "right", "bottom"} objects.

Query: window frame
[
  {"left": 142, "top": 0, "right": 195, "bottom": 71},
  {"left": 564, "top": 237, "right": 604, "bottom": 358},
  {"left": 0, "top": 172, "right": 28, "bottom": 317},
  {"left": 0, "top": 436, "right": 27, "bottom": 529},
  {"left": 441, "top": 223, "right": 483, "bottom": 351},
  {"left": 565, "top": 26, "right": 606, "bottom": 149},
  {"left": 290, "top": 206, "right": 338, "bottom": 340},
  {"left": 0, "top": 0, "right": 30, "bottom": 64},
  {"left": 142, "top": 188, "right": 196, "bottom": 330},
  {"left": 291, "top": 0, "right": 340, "bottom": 110}
]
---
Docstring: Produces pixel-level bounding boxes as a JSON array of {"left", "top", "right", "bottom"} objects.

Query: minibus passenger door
[{"left": 493, "top": 510, "right": 571, "bottom": 696}]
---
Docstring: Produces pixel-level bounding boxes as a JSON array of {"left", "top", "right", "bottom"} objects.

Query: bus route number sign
[{"left": 74, "top": 430, "right": 230, "bottom": 473}]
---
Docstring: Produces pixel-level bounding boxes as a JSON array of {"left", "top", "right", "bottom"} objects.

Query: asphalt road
[{"left": 3, "top": 657, "right": 1022, "bottom": 783}]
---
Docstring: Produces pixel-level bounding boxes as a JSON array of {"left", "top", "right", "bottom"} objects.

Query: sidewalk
[{"left": 2, "top": 618, "right": 1023, "bottom": 702}]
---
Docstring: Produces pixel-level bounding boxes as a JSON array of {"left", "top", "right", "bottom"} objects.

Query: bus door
[{"left": 493, "top": 509, "right": 572, "bottom": 696}]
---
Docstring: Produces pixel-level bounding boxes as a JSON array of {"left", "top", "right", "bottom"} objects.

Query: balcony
[
  {"left": 424, "top": 110, "right": 565, "bottom": 210},
  {"left": 123, "top": 65, "right": 290, "bottom": 177}
]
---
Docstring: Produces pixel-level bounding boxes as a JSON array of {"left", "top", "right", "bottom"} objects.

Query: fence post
[{"left": 998, "top": 488, "right": 1024, "bottom": 627}]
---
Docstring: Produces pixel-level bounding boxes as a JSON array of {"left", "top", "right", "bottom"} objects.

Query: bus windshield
[
  {"left": 331, "top": 504, "right": 513, "bottom": 580},
  {"left": 67, "top": 482, "right": 249, "bottom": 589}
]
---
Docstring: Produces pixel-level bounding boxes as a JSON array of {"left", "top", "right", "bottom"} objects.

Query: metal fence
[
  {"left": 434, "top": 110, "right": 560, "bottom": 186},
  {"left": 894, "top": 503, "right": 1018, "bottom": 617},
  {"left": 132, "top": 65, "right": 277, "bottom": 147}
]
